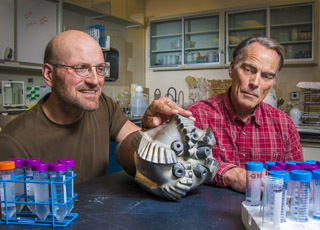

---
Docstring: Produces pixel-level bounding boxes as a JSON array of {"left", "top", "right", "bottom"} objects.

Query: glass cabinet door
[
  {"left": 150, "top": 20, "right": 182, "bottom": 67},
  {"left": 184, "top": 14, "right": 220, "bottom": 64},
  {"left": 226, "top": 9, "right": 267, "bottom": 63},
  {"left": 270, "top": 4, "right": 313, "bottom": 61}
]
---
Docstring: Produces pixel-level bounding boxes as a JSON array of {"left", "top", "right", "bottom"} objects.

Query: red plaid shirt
[{"left": 186, "top": 89, "right": 303, "bottom": 187}]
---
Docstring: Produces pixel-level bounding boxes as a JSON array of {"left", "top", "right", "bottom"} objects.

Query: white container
[{"left": 130, "top": 86, "right": 148, "bottom": 117}]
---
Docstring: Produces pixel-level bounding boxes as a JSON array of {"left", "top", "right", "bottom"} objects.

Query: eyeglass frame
[{"left": 49, "top": 63, "right": 109, "bottom": 77}]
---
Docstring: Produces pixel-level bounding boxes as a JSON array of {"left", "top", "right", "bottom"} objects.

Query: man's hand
[
  {"left": 141, "top": 97, "right": 195, "bottom": 129},
  {"left": 224, "top": 167, "right": 247, "bottom": 193},
  {"left": 224, "top": 167, "right": 267, "bottom": 194}
]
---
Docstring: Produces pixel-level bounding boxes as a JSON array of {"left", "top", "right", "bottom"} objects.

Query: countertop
[{"left": 0, "top": 171, "right": 246, "bottom": 230}]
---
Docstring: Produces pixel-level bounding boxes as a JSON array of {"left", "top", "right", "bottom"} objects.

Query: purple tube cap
[
  {"left": 48, "top": 163, "right": 67, "bottom": 172},
  {"left": 32, "top": 162, "right": 49, "bottom": 172},
  {"left": 268, "top": 165, "right": 282, "bottom": 171},
  {"left": 286, "top": 164, "right": 300, "bottom": 172},
  {"left": 304, "top": 164, "right": 318, "bottom": 172},
  {"left": 8, "top": 158, "right": 24, "bottom": 167},
  {"left": 297, "top": 162, "right": 309, "bottom": 170},
  {"left": 23, "top": 158, "right": 41, "bottom": 167},
  {"left": 276, "top": 162, "right": 286, "bottom": 170},
  {"left": 58, "top": 159, "right": 75, "bottom": 168}
]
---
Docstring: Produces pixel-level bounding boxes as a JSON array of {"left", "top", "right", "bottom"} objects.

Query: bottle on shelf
[{"left": 130, "top": 86, "right": 148, "bottom": 117}]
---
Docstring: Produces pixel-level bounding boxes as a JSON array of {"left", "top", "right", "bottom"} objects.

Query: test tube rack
[
  {"left": 0, "top": 174, "right": 78, "bottom": 227},
  {"left": 242, "top": 201, "right": 319, "bottom": 230}
]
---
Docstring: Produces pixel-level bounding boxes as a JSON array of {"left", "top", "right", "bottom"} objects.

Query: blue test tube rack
[{"left": 0, "top": 173, "right": 78, "bottom": 227}]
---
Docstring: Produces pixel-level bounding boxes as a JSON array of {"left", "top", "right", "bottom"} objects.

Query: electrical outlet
[{"left": 290, "top": 91, "right": 300, "bottom": 100}]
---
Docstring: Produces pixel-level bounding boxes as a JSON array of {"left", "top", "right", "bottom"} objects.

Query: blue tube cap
[
  {"left": 304, "top": 160, "right": 317, "bottom": 165},
  {"left": 290, "top": 170, "right": 312, "bottom": 182},
  {"left": 268, "top": 170, "right": 289, "bottom": 183},
  {"left": 245, "top": 161, "right": 263, "bottom": 172},
  {"left": 312, "top": 169, "right": 320, "bottom": 181}
]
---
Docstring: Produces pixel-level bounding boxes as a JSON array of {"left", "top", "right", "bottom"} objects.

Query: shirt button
[
  {"left": 220, "top": 148, "right": 225, "bottom": 152},
  {"left": 243, "top": 132, "right": 246, "bottom": 136},
  {"left": 273, "top": 153, "right": 276, "bottom": 158},
  {"left": 242, "top": 153, "right": 246, "bottom": 157}
]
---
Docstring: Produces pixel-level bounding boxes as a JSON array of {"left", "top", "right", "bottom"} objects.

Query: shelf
[
  {"left": 229, "top": 26, "right": 266, "bottom": 31},
  {"left": 270, "top": 21, "right": 312, "bottom": 28},
  {"left": 0, "top": 62, "right": 42, "bottom": 71},
  {"left": 151, "top": 33, "right": 182, "bottom": 38},
  {"left": 63, "top": 1, "right": 142, "bottom": 27},
  {"left": 185, "top": 46, "right": 219, "bottom": 51},
  {"left": 279, "top": 40, "right": 312, "bottom": 45},
  {"left": 185, "top": 30, "right": 219, "bottom": 35},
  {"left": 151, "top": 49, "right": 181, "bottom": 53}
]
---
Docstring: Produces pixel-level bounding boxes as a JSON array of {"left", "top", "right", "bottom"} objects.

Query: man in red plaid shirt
[{"left": 186, "top": 37, "right": 303, "bottom": 193}]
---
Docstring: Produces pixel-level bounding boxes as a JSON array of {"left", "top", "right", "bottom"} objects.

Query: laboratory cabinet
[
  {"left": 149, "top": 2, "right": 315, "bottom": 70},
  {"left": 149, "top": 14, "right": 221, "bottom": 69},
  {"left": 226, "top": 3, "right": 314, "bottom": 64}
]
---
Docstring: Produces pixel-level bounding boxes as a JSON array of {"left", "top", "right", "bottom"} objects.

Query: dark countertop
[{"left": 0, "top": 171, "right": 246, "bottom": 230}]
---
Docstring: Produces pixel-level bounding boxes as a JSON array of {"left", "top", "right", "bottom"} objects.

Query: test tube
[
  {"left": 289, "top": 170, "right": 312, "bottom": 222},
  {"left": 23, "top": 158, "right": 40, "bottom": 214},
  {"left": 48, "top": 163, "right": 68, "bottom": 221},
  {"left": 8, "top": 158, "right": 25, "bottom": 213},
  {"left": 0, "top": 161, "right": 16, "bottom": 219},
  {"left": 58, "top": 159, "right": 74, "bottom": 214},
  {"left": 268, "top": 170, "right": 289, "bottom": 223},
  {"left": 310, "top": 169, "right": 320, "bottom": 220},
  {"left": 268, "top": 165, "right": 281, "bottom": 172},
  {"left": 285, "top": 164, "right": 301, "bottom": 208},
  {"left": 261, "top": 175, "right": 283, "bottom": 229},
  {"left": 32, "top": 162, "right": 49, "bottom": 220},
  {"left": 245, "top": 161, "right": 263, "bottom": 206},
  {"left": 303, "top": 160, "right": 317, "bottom": 165}
]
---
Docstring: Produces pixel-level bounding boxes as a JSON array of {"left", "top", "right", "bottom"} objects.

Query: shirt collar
[{"left": 223, "top": 88, "right": 262, "bottom": 126}]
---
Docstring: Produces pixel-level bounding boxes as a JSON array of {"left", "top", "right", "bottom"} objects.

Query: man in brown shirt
[{"left": 0, "top": 30, "right": 192, "bottom": 183}]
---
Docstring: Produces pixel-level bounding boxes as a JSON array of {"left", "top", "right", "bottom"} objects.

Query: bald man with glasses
[{"left": 0, "top": 30, "right": 193, "bottom": 183}]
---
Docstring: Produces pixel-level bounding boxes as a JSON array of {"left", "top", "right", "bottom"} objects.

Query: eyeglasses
[{"left": 50, "top": 63, "right": 108, "bottom": 77}]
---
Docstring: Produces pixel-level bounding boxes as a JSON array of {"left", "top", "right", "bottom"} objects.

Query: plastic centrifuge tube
[
  {"left": 262, "top": 175, "right": 283, "bottom": 229},
  {"left": 268, "top": 170, "right": 289, "bottom": 223},
  {"left": 289, "top": 170, "right": 312, "bottom": 222},
  {"left": 32, "top": 162, "right": 49, "bottom": 220},
  {"left": 23, "top": 158, "right": 40, "bottom": 214},
  {"left": 0, "top": 161, "right": 16, "bottom": 219},
  {"left": 58, "top": 159, "right": 75, "bottom": 214},
  {"left": 310, "top": 169, "right": 320, "bottom": 220},
  {"left": 8, "top": 158, "right": 25, "bottom": 213},
  {"left": 245, "top": 161, "right": 263, "bottom": 206},
  {"left": 48, "top": 163, "right": 68, "bottom": 222}
]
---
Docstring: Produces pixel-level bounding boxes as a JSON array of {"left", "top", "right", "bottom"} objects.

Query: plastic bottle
[
  {"left": 58, "top": 159, "right": 75, "bottom": 214},
  {"left": 245, "top": 161, "right": 263, "bottom": 206},
  {"left": 32, "top": 162, "right": 49, "bottom": 220},
  {"left": 0, "top": 161, "right": 16, "bottom": 219},
  {"left": 289, "top": 170, "right": 312, "bottom": 222},
  {"left": 8, "top": 158, "right": 25, "bottom": 213},
  {"left": 48, "top": 163, "right": 68, "bottom": 221},
  {"left": 130, "top": 86, "right": 148, "bottom": 117},
  {"left": 264, "top": 161, "right": 276, "bottom": 171},
  {"left": 268, "top": 170, "right": 289, "bottom": 223},
  {"left": 310, "top": 169, "right": 320, "bottom": 220},
  {"left": 23, "top": 158, "right": 40, "bottom": 214}
]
